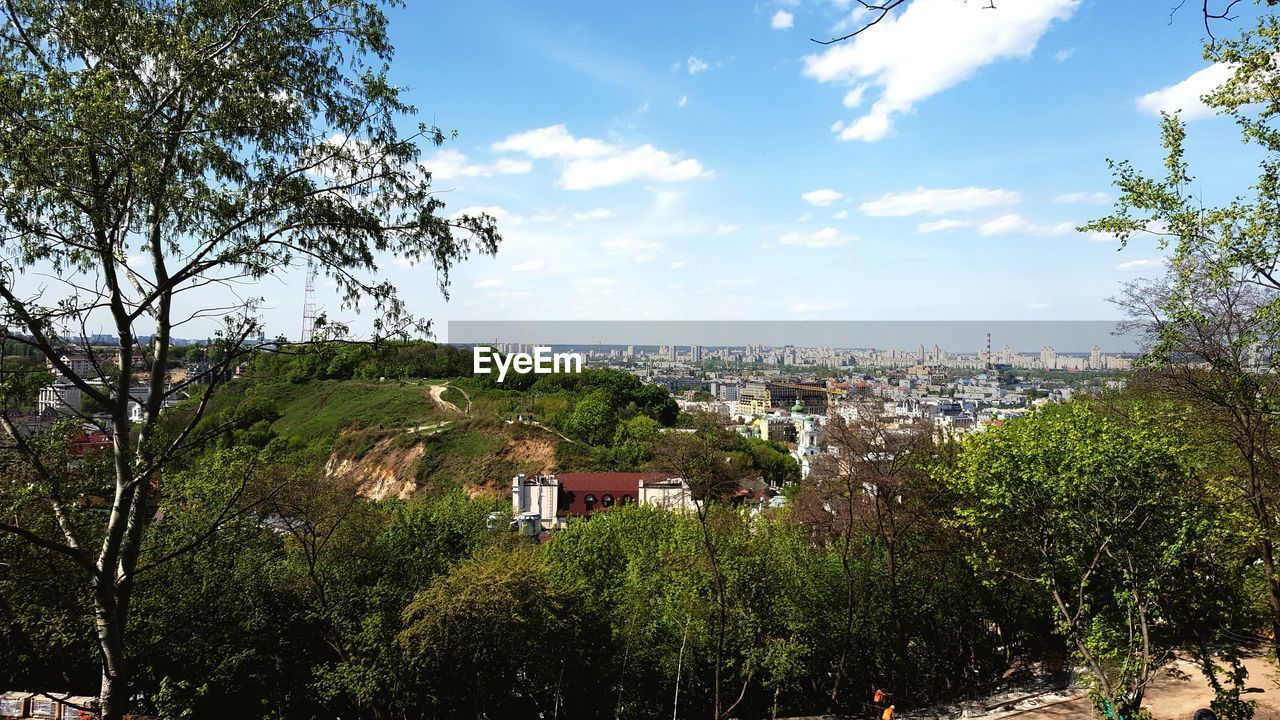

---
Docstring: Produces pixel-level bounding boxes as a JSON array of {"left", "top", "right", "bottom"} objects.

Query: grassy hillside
[
  {"left": 202, "top": 374, "right": 448, "bottom": 439},
  {"left": 182, "top": 373, "right": 571, "bottom": 498}
]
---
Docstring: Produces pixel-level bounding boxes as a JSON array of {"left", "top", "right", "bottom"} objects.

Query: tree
[
  {"left": 398, "top": 544, "right": 602, "bottom": 720},
  {"left": 1111, "top": 262, "right": 1280, "bottom": 661},
  {"left": 656, "top": 425, "right": 755, "bottom": 720},
  {"left": 0, "top": 2, "right": 498, "bottom": 717},
  {"left": 1086, "top": 10, "right": 1280, "bottom": 656},
  {"left": 564, "top": 389, "right": 619, "bottom": 446},
  {"left": 795, "top": 401, "right": 938, "bottom": 709},
  {"left": 950, "top": 403, "right": 1201, "bottom": 719}
]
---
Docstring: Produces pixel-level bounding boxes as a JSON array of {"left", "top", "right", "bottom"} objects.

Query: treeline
[
  {"left": 1, "top": 391, "right": 1267, "bottom": 720},
  {"left": 0, "top": 442, "right": 1019, "bottom": 719},
  {"left": 253, "top": 341, "right": 476, "bottom": 383}
]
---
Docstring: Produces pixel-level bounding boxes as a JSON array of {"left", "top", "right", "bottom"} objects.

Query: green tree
[
  {"left": 0, "top": 2, "right": 498, "bottom": 717},
  {"left": 565, "top": 389, "right": 620, "bottom": 446},
  {"left": 399, "top": 544, "right": 604, "bottom": 719},
  {"left": 1086, "top": 15, "right": 1280, "bottom": 654},
  {"left": 656, "top": 426, "right": 756, "bottom": 720},
  {"left": 950, "top": 403, "right": 1200, "bottom": 719}
]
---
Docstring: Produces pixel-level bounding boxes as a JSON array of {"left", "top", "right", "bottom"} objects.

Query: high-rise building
[
  {"left": 691, "top": 344, "right": 703, "bottom": 363},
  {"left": 1040, "top": 346, "right": 1057, "bottom": 370}
]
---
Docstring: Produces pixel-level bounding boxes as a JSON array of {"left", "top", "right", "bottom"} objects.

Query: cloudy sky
[{"left": 286, "top": 0, "right": 1263, "bottom": 340}]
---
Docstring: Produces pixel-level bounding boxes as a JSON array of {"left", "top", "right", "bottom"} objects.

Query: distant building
[
  {"left": 512, "top": 472, "right": 695, "bottom": 530},
  {"left": 37, "top": 383, "right": 82, "bottom": 415},
  {"left": 45, "top": 353, "right": 98, "bottom": 378},
  {"left": 737, "top": 381, "right": 828, "bottom": 416},
  {"left": 1040, "top": 346, "right": 1057, "bottom": 370},
  {"left": 710, "top": 380, "right": 740, "bottom": 402}
]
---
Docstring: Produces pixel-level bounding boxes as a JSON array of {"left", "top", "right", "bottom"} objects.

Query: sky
[{"left": 232, "top": 1, "right": 1276, "bottom": 341}]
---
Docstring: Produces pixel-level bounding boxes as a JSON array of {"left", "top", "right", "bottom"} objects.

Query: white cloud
[
  {"left": 1054, "top": 47, "right": 1076, "bottom": 62},
  {"left": 428, "top": 149, "right": 533, "bottom": 181},
  {"left": 492, "top": 125, "right": 615, "bottom": 159},
  {"left": 678, "top": 95, "right": 688, "bottom": 108},
  {"left": 1137, "top": 62, "right": 1235, "bottom": 121},
  {"left": 687, "top": 56, "right": 709, "bottom": 74},
  {"left": 495, "top": 125, "right": 711, "bottom": 190},
  {"left": 778, "top": 227, "right": 855, "bottom": 248},
  {"left": 772, "top": 10, "right": 794, "bottom": 29},
  {"left": 573, "top": 208, "right": 613, "bottom": 221},
  {"left": 978, "top": 214, "right": 1073, "bottom": 237},
  {"left": 562, "top": 145, "right": 710, "bottom": 190},
  {"left": 841, "top": 85, "right": 868, "bottom": 109},
  {"left": 1116, "top": 258, "right": 1169, "bottom": 271},
  {"left": 714, "top": 223, "right": 740, "bottom": 236},
  {"left": 655, "top": 190, "right": 682, "bottom": 212},
  {"left": 860, "top": 186, "right": 1020, "bottom": 216},
  {"left": 715, "top": 277, "right": 758, "bottom": 286},
  {"left": 1029, "top": 303, "right": 1050, "bottom": 310},
  {"left": 802, "top": 188, "right": 844, "bottom": 207},
  {"left": 511, "top": 259, "right": 547, "bottom": 272},
  {"left": 916, "top": 218, "right": 972, "bottom": 234},
  {"left": 804, "top": 0, "right": 1078, "bottom": 142},
  {"left": 474, "top": 278, "right": 506, "bottom": 289},
  {"left": 670, "top": 261, "right": 686, "bottom": 270},
  {"left": 1054, "top": 191, "right": 1111, "bottom": 204},
  {"left": 602, "top": 236, "right": 664, "bottom": 262},
  {"left": 832, "top": 210, "right": 848, "bottom": 220}
]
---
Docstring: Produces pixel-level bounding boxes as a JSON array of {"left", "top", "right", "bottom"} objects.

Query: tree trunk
[
  {"left": 95, "top": 588, "right": 129, "bottom": 720},
  {"left": 1258, "top": 536, "right": 1280, "bottom": 662}
]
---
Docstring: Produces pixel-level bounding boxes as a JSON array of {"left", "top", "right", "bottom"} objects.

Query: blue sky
[{"left": 293, "top": 0, "right": 1266, "bottom": 341}]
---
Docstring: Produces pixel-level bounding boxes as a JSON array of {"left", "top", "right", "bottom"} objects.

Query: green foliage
[
  {"left": 564, "top": 389, "right": 619, "bottom": 446},
  {"left": 254, "top": 342, "right": 477, "bottom": 384},
  {"left": 399, "top": 543, "right": 608, "bottom": 719},
  {"left": 950, "top": 402, "right": 1202, "bottom": 717}
]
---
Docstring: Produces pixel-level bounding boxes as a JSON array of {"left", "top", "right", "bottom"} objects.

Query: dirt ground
[{"left": 980, "top": 655, "right": 1280, "bottom": 720}]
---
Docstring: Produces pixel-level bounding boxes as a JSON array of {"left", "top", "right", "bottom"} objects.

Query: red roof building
[{"left": 512, "top": 472, "right": 695, "bottom": 530}]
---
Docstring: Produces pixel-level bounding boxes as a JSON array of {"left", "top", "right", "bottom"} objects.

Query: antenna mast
[{"left": 301, "top": 266, "right": 317, "bottom": 342}]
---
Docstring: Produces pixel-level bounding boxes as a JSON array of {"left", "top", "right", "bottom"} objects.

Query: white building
[
  {"left": 512, "top": 472, "right": 695, "bottom": 530},
  {"left": 37, "top": 383, "right": 82, "bottom": 414}
]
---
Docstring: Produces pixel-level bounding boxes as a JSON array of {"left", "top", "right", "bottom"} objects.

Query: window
[
  {"left": 0, "top": 698, "right": 24, "bottom": 717},
  {"left": 30, "top": 699, "right": 54, "bottom": 719},
  {"left": 620, "top": 494, "right": 633, "bottom": 506},
  {"left": 602, "top": 494, "right": 614, "bottom": 508},
  {"left": 584, "top": 494, "right": 596, "bottom": 512}
]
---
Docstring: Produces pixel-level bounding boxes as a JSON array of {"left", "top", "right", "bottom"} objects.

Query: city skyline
[{"left": 448, "top": 320, "right": 1141, "bottom": 353}]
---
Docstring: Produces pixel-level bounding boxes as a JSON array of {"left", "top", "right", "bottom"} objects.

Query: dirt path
[
  {"left": 968, "top": 655, "right": 1280, "bottom": 720},
  {"left": 453, "top": 383, "right": 472, "bottom": 414},
  {"left": 405, "top": 420, "right": 451, "bottom": 435},
  {"left": 428, "top": 383, "right": 463, "bottom": 414},
  {"left": 504, "top": 418, "right": 582, "bottom": 446}
]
